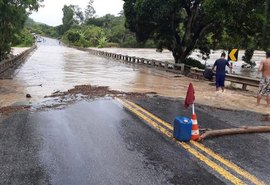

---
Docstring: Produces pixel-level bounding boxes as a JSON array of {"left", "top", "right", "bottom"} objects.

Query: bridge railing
[
  {"left": 80, "top": 47, "right": 260, "bottom": 90},
  {"left": 190, "top": 68, "right": 260, "bottom": 90},
  {"left": 0, "top": 45, "right": 37, "bottom": 75},
  {"left": 83, "top": 48, "right": 185, "bottom": 74}
]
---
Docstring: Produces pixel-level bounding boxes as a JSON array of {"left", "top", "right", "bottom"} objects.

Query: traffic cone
[{"left": 191, "top": 114, "right": 200, "bottom": 141}]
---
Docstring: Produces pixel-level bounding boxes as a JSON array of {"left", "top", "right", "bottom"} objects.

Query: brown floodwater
[{"left": 0, "top": 38, "right": 269, "bottom": 114}]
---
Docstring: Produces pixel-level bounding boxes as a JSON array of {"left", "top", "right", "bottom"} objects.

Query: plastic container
[{"left": 173, "top": 116, "right": 192, "bottom": 142}]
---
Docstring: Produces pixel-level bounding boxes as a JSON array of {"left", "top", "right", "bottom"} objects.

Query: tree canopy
[
  {"left": 85, "top": 0, "right": 96, "bottom": 20},
  {"left": 124, "top": 0, "right": 269, "bottom": 63},
  {"left": 0, "top": 0, "right": 42, "bottom": 60}
]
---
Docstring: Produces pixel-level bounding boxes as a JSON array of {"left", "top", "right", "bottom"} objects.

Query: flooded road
[
  {"left": 0, "top": 38, "right": 268, "bottom": 114},
  {"left": 95, "top": 48, "right": 265, "bottom": 78},
  {"left": 1, "top": 38, "right": 164, "bottom": 106}
]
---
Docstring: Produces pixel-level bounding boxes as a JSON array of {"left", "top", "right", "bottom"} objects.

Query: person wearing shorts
[
  {"left": 257, "top": 51, "right": 270, "bottom": 107},
  {"left": 212, "top": 52, "right": 232, "bottom": 92}
]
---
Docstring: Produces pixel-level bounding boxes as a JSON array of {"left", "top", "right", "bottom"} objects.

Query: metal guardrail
[
  {"left": 0, "top": 45, "right": 37, "bottom": 75},
  {"left": 190, "top": 68, "right": 260, "bottom": 90},
  {"left": 78, "top": 47, "right": 260, "bottom": 90},
  {"left": 80, "top": 48, "right": 186, "bottom": 74}
]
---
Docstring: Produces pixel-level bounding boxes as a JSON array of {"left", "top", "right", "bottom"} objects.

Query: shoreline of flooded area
[{"left": 0, "top": 38, "right": 269, "bottom": 114}]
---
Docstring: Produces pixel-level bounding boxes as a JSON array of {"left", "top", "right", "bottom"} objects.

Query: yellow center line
[
  {"left": 190, "top": 141, "right": 265, "bottom": 185},
  {"left": 116, "top": 98, "right": 245, "bottom": 185},
  {"left": 123, "top": 99, "right": 173, "bottom": 130},
  {"left": 118, "top": 98, "right": 265, "bottom": 185}
]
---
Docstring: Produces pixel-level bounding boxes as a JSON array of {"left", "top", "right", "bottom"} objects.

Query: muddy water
[
  {"left": 96, "top": 48, "right": 265, "bottom": 78},
  {"left": 0, "top": 38, "right": 269, "bottom": 114}
]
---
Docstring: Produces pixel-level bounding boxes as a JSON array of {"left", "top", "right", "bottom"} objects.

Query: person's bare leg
[
  {"left": 221, "top": 87, "right": 224, "bottom": 92},
  {"left": 267, "top": 95, "right": 270, "bottom": 107},
  {"left": 257, "top": 94, "right": 262, "bottom": 106}
]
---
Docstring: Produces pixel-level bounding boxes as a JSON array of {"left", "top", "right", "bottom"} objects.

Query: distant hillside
[{"left": 25, "top": 17, "right": 59, "bottom": 38}]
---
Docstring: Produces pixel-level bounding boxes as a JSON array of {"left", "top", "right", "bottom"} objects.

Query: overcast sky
[{"left": 30, "top": 0, "right": 124, "bottom": 26}]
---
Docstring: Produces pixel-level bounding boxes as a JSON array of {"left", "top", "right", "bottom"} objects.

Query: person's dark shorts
[{"left": 216, "top": 73, "right": 225, "bottom": 87}]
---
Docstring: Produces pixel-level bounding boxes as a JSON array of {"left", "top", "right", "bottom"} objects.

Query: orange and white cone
[{"left": 191, "top": 114, "right": 200, "bottom": 141}]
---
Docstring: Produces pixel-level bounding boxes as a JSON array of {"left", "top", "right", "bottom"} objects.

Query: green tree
[
  {"left": 123, "top": 0, "right": 267, "bottom": 63},
  {"left": 25, "top": 18, "right": 59, "bottom": 38},
  {"left": 66, "top": 30, "right": 80, "bottom": 43},
  {"left": 84, "top": 0, "right": 96, "bottom": 20},
  {"left": 242, "top": 49, "right": 256, "bottom": 67},
  {"left": 0, "top": 0, "right": 42, "bottom": 60},
  {"left": 73, "top": 5, "right": 84, "bottom": 24},
  {"left": 83, "top": 26, "right": 106, "bottom": 46},
  {"left": 62, "top": 5, "right": 75, "bottom": 33},
  {"left": 13, "top": 28, "right": 35, "bottom": 47}
]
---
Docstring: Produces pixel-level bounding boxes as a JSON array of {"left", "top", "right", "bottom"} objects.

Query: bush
[
  {"left": 12, "top": 28, "right": 35, "bottom": 47},
  {"left": 67, "top": 31, "right": 80, "bottom": 43},
  {"left": 242, "top": 49, "right": 256, "bottom": 68},
  {"left": 106, "top": 42, "right": 119, "bottom": 48},
  {"left": 98, "top": 36, "right": 108, "bottom": 48},
  {"left": 183, "top": 58, "right": 205, "bottom": 69}
]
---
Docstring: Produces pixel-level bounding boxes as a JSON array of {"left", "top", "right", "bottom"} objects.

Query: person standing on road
[
  {"left": 257, "top": 51, "right": 270, "bottom": 107},
  {"left": 212, "top": 52, "right": 232, "bottom": 92}
]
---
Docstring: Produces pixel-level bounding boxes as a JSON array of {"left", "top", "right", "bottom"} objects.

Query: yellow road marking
[
  {"left": 117, "top": 98, "right": 245, "bottom": 185},
  {"left": 118, "top": 98, "right": 265, "bottom": 185},
  {"left": 190, "top": 141, "right": 265, "bottom": 185},
  {"left": 123, "top": 99, "right": 173, "bottom": 130}
]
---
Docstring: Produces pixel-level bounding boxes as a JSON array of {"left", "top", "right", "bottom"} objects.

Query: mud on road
[
  {"left": 0, "top": 85, "right": 153, "bottom": 116},
  {"left": 1, "top": 84, "right": 268, "bottom": 127}
]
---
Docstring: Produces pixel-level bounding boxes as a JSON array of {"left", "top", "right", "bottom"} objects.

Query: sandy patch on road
[
  {"left": 11, "top": 47, "right": 30, "bottom": 56},
  {"left": 45, "top": 82, "right": 269, "bottom": 115},
  {"left": 0, "top": 82, "right": 268, "bottom": 116},
  {"left": 0, "top": 85, "right": 152, "bottom": 115},
  {"left": 168, "top": 77, "right": 269, "bottom": 115}
]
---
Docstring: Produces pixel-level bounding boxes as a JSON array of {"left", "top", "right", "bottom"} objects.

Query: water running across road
[{"left": 0, "top": 38, "right": 268, "bottom": 114}]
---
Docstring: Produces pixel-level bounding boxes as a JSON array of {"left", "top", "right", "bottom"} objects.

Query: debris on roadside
[
  {"left": 45, "top": 85, "right": 156, "bottom": 99},
  {"left": 0, "top": 105, "right": 31, "bottom": 115},
  {"left": 1, "top": 85, "right": 157, "bottom": 115},
  {"left": 261, "top": 114, "right": 270, "bottom": 122}
]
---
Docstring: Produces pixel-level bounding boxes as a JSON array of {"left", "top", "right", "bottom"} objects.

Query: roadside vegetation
[
  {"left": 124, "top": 0, "right": 270, "bottom": 65},
  {"left": 57, "top": 3, "right": 153, "bottom": 49},
  {"left": 1, "top": 0, "right": 270, "bottom": 69},
  {"left": 0, "top": 0, "right": 42, "bottom": 60}
]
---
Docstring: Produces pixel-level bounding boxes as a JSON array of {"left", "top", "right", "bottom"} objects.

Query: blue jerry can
[{"left": 173, "top": 116, "right": 192, "bottom": 142}]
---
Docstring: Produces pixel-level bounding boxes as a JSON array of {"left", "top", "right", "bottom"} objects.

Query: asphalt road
[
  {"left": 132, "top": 96, "right": 270, "bottom": 184},
  {"left": 0, "top": 99, "right": 225, "bottom": 185}
]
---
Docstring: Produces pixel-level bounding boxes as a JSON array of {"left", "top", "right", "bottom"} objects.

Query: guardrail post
[{"left": 165, "top": 62, "right": 169, "bottom": 70}]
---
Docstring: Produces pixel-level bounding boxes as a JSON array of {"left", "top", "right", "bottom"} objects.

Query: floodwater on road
[
  {"left": 94, "top": 48, "right": 266, "bottom": 78},
  {"left": 0, "top": 38, "right": 268, "bottom": 114}
]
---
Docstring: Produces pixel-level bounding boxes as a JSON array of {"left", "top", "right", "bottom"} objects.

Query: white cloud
[{"left": 30, "top": 0, "right": 124, "bottom": 26}]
